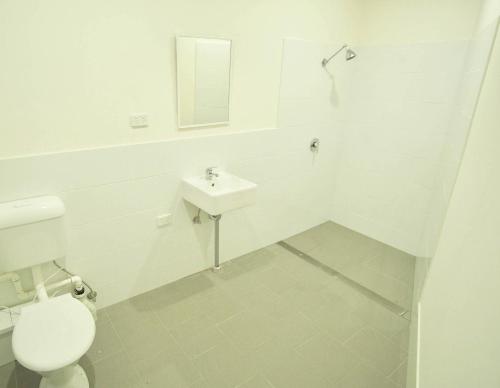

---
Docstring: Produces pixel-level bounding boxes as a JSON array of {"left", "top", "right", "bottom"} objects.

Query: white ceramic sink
[{"left": 182, "top": 171, "right": 257, "bottom": 215}]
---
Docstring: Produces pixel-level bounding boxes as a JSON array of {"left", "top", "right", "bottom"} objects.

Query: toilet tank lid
[{"left": 0, "top": 196, "right": 65, "bottom": 230}]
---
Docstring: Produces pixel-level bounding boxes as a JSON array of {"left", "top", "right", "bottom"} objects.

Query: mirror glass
[{"left": 176, "top": 37, "right": 231, "bottom": 128}]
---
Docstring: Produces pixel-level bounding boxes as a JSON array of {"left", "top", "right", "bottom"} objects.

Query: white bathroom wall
[
  {"left": 330, "top": 41, "right": 470, "bottom": 255},
  {"left": 0, "top": 38, "right": 339, "bottom": 308},
  {"left": 418, "top": 17, "right": 500, "bottom": 387},
  {"left": 325, "top": 0, "right": 490, "bottom": 256},
  {"left": 0, "top": 0, "right": 361, "bottom": 158},
  {"left": 479, "top": 0, "right": 500, "bottom": 28},
  {"left": 357, "top": 0, "right": 482, "bottom": 45},
  {"left": 418, "top": 19, "right": 499, "bottom": 257}
]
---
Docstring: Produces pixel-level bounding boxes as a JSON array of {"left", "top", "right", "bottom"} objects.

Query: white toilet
[{"left": 0, "top": 196, "right": 96, "bottom": 388}]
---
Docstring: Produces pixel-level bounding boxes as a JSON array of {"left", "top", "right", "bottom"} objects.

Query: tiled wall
[
  {"left": 406, "top": 21, "right": 499, "bottom": 387},
  {"left": 418, "top": 20, "right": 499, "bottom": 257},
  {"left": 419, "top": 17, "right": 500, "bottom": 386},
  {"left": 0, "top": 38, "right": 339, "bottom": 308},
  {"left": 0, "top": 131, "right": 334, "bottom": 308},
  {"left": 329, "top": 39, "right": 491, "bottom": 256}
]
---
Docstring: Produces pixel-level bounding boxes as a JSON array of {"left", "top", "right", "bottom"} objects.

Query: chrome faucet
[{"left": 205, "top": 167, "right": 219, "bottom": 180}]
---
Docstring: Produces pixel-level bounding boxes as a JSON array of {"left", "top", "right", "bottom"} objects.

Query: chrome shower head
[
  {"left": 346, "top": 48, "right": 357, "bottom": 61},
  {"left": 322, "top": 44, "right": 357, "bottom": 67}
]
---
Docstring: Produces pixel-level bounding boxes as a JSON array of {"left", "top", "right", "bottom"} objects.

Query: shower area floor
[{"left": 1, "top": 222, "right": 415, "bottom": 388}]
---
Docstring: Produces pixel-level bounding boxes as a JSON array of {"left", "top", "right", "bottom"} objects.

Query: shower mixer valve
[{"left": 310, "top": 138, "right": 320, "bottom": 152}]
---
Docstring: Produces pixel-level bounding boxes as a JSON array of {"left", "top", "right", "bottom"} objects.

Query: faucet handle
[{"left": 206, "top": 166, "right": 220, "bottom": 179}]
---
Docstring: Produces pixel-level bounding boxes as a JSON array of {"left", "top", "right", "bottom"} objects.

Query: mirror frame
[{"left": 175, "top": 35, "right": 233, "bottom": 129}]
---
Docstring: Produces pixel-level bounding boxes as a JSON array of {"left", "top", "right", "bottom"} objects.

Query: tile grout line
[
  {"left": 342, "top": 327, "right": 409, "bottom": 381},
  {"left": 100, "top": 308, "right": 146, "bottom": 386},
  {"left": 387, "top": 358, "right": 409, "bottom": 385},
  {"left": 276, "top": 241, "right": 411, "bottom": 320},
  {"left": 340, "top": 324, "right": 368, "bottom": 347},
  {"left": 362, "top": 251, "right": 415, "bottom": 287}
]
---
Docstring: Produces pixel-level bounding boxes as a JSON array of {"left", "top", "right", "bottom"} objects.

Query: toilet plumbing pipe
[
  {"left": 0, "top": 272, "right": 32, "bottom": 299},
  {"left": 0, "top": 268, "right": 83, "bottom": 303},
  {"left": 44, "top": 275, "right": 83, "bottom": 293},
  {"left": 31, "top": 266, "right": 84, "bottom": 302}
]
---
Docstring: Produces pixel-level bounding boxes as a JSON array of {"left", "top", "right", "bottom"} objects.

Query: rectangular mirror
[{"left": 176, "top": 36, "right": 232, "bottom": 128}]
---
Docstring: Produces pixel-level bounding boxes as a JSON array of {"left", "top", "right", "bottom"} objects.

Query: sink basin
[{"left": 182, "top": 171, "right": 257, "bottom": 215}]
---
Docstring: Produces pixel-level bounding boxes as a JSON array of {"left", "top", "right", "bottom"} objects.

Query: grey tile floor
[
  {"left": 285, "top": 223, "right": 416, "bottom": 311},
  {"left": 1, "top": 221, "right": 414, "bottom": 388}
]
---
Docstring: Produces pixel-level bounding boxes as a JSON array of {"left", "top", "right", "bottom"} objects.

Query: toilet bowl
[{"left": 12, "top": 293, "right": 96, "bottom": 388}]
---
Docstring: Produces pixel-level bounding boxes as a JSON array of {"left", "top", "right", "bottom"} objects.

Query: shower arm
[{"left": 322, "top": 44, "right": 347, "bottom": 67}]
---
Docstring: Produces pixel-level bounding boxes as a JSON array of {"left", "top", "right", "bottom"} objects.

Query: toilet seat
[{"left": 12, "top": 293, "right": 95, "bottom": 373}]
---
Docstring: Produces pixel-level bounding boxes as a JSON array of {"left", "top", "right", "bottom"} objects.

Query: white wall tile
[
  {"left": 329, "top": 39, "right": 480, "bottom": 255},
  {"left": 418, "top": 23, "right": 498, "bottom": 257}
]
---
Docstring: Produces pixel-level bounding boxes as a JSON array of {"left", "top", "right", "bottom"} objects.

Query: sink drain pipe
[{"left": 209, "top": 214, "right": 222, "bottom": 270}]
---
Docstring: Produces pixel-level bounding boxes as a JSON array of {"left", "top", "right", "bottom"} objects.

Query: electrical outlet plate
[
  {"left": 156, "top": 213, "right": 172, "bottom": 228},
  {"left": 129, "top": 113, "right": 148, "bottom": 128}
]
